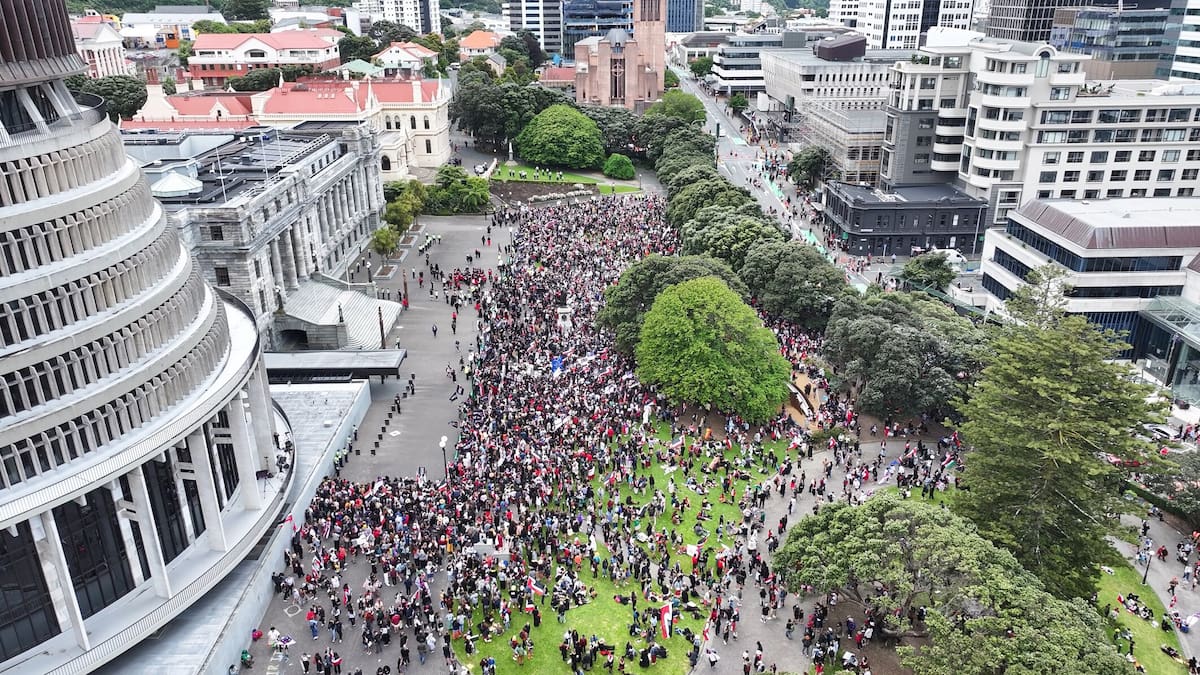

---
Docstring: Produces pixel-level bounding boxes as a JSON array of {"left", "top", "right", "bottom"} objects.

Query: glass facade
[
  {"left": 143, "top": 459, "right": 188, "bottom": 564},
  {"left": 54, "top": 487, "right": 136, "bottom": 620},
  {"left": 1005, "top": 222, "right": 1183, "bottom": 272},
  {"left": 0, "top": 522, "right": 59, "bottom": 661}
]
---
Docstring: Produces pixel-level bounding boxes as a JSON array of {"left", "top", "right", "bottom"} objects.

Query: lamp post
[
  {"left": 439, "top": 435, "right": 448, "bottom": 479},
  {"left": 1142, "top": 548, "right": 1153, "bottom": 585}
]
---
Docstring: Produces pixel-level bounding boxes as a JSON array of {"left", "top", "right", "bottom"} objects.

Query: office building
[
  {"left": 0, "top": 2, "right": 290, "bottom": 672},
  {"left": 1050, "top": 5, "right": 1172, "bottom": 80},
  {"left": 502, "top": 0, "right": 565, "bottom": 55},
  {"left": 985, "top": 0, "right": 1078, "bottom": 42},
  {"left": 667, "top": 0, "right": 703, "bottom": 33},
  {"left": 824, "top": 182, "right": 988, "bottom": 256},
  {"left": 120, "top": 5, "right": 227, "bottom": 48},
  {"left": 1168, "top": 0, "right": 1200, "bottom": 81},
  {"left": 563, "top": 0, "right": 634, "bottom": 54},
  {"left": 828, "top": 0, "right": 975, "bottom": 49},
  {"left": 575, "top": 0, "right": 666, "bottom": 110},
  {"left": 710, "top": 32, "right": 784, "bottom": 94}
]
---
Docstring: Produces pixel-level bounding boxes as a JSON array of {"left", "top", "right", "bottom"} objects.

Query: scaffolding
[{"left": 793, "top": 100, "right": 887, "bottom": 186}]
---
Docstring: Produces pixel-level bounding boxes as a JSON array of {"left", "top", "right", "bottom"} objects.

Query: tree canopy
[
  {"left": 823, "top": 290, "right": 984, "bottom": 417},
  {"left": 954, "top": 265, "right": 1164, "bottom": 599},
  {"left": 729, "top": 92, "right": 749, "bottom": 115},
  {"left": 689, "top": 56, "right": 713, "bottom": 77},
  {"left": 514, "top": 104, "right": 605, "bottom": 169},
  {"left": 775, "top": 496, "right": 1132, "bottom": 675},
  {"left": 371, "top": 226, "right": 400, "bottom": 259},
  {"left": 602, "top": 153, "right": 635, "bottom": 180},
  {"left": 788, "top": 146, "right": 833, "bottom": 188},
  {"left": 66, "top": 74, "right": 147, "bottom": 121},
  {"left": 901, "top": 251, "right": 957, "bottom": 292},
  {"left": 451, "top": 81, "right": 573, "bottom": 149},
  {"left": 635, "top": 277, "right": 790, "bottom": 423},
  {"left": 580, "top": 105, "right": 638, "bottom": 156},
  {"left": 741, "top": 241, "right": 847, "bottom": 329},
  {"left": 667, "top": 178, "right": 754, "bottom": 229},
  {"left": 222, "top": 0, "right": 270, "bottom": 21},
  {"left": 338, "top": 35, "right": 378, "bottom": 64},
  {"left": 646, "top": 90, "right": 706, "bottom": 124},
  {"left": 422, "top": 166, "right": 490, "bottom": 215},
  {"left": 681, "top": 203, "right": 783, "bottom": 273},
  {"left": 367, "top": 19, "right": 418, "bottom": 45},
  {"left": 598, "top": 254, "right": 748, "bottom": 355}
]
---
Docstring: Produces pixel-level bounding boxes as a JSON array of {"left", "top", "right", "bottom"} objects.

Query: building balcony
[
  {"left": 974, "top": 136, "right": 1023, "bottom": 152},
  {"left": 978, "top": 93, "right": 1031, "bottom": 109},
  {"left": 930, "top": 158, "right": 959, "bottom": 172},
  {"left": 974, "top": 117, "right": 1028, "bottom": 133},
  {"left": 932, "top": 141, "right": 962, "bottom": 155},
  {"left": 0, "top": 91, "right": 107, "bottom": 161},
  {"left": 935, "top": 121, "right": 967, "bottom": 136},
  {"left": 975, "top": 71, "right": 1034, "bottom": 87},
  {"left": 971, "top": 155, "right": 1020, "bottom": 171}
]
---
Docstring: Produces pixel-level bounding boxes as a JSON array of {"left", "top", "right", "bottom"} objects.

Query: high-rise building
[
  {"left": 1168, "top": 0, "right": 1200, "bottom": 80},
  {"left": 828, "top": 0, "right": 975, "bottom": 49},
  {"left": 503, "top": 0, "right": 565, "bottom": 54},
  {"left": 562, "top": 0, "right": 633, "bottom": 55},
  {"left": 985, "top": 0, "right": 1078, "bottom": 42},
  {"left": 666, "top": 0, "right": 703, "bottom": 32},
  {"left": 353, "top": 0, "right": 442, "bottom": 34},
  {"left": 1050, "top": 4, "right": 1172, "bottom": 80},
  {"left": 0, "top": 0, "right": 288, "bottom": 672}
]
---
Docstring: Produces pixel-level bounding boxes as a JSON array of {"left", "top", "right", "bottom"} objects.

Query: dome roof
[{"left": 604, "top": 28, "right": 629, "bottom": 45}]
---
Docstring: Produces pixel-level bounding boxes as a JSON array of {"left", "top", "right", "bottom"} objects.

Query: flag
[
  {"left": 659, "top": 604, "right": 672, "bottom": 639},
  {"left": 283, "top": 514, "right": 298, "bottom": 532},
  {"left": 527, "top": 575, "right": 546, "bottom": 597},
  {"left": 1171, "top": 595, "right": 1179, "bottom": 609}
]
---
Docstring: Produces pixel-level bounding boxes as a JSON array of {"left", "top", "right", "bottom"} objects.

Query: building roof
[
  {"left": 459, "top": 30, "right": 500, "bottom": 50},
  {"left": 71, "top": 21, "right": 120, "bottom": 41},
  {"left": 121, "top": 10, "right": 226, "bottom": 24},
  {"left": 1014, "top": 198, "right": 1200, "bottom": 250},
  {"left": 333, "top": 59, "right": 385, "bottom": 76},
  {"left": 373, "top": 41, "right": 438, "bottom": 61},
  {"left": 763, "top": 46, "right": 918, "bottom": 67},
  {"left": 259, "top": 79, "right": 443, "bottom": 115},
  {"left": 151, "top": 171, "right": 204, "bottom": 197},
  {"left": 191, "top": 31, "right": 336, "bottom": 51},
  {"left": 539, "top": 66, "right": 576, "bottom": 82},
  {"left": 830, "top": 181, "right": 985, "bottom": 206},
  {"left": 121, "top": 119, "right": 261, "bottom": 130},
  {"left": 167, "top": 93, "right": 255, "bottom": 117}
]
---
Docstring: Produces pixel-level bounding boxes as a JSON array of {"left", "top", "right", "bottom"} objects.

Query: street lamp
[
  {"left": 439, "top": 435, "right": 448, "bottom": 479},
  {"left": 1142, "top": 548, "right": 1153, "bottom": 585}
]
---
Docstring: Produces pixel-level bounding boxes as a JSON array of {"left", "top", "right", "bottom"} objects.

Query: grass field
[
  {"left": 1097, "top": 561, "right": 1188, "bottom": 675},
  {"left": 452, "top": 423, "right": 790, "bottom": 674},
  {"left": 489, "top": 163, "right": 641, "bottom": 193}
]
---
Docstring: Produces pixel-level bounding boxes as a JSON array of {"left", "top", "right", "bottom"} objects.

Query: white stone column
[
  {"left": 36, "top": 512, "right": 90, "bottom": 650},
  {"left": 247, "top": 362, "right": 276, "bottom": 472},
  {"left": 170, "top": 448, "right": 196, "bottom": 544},
  {"left": 111, "top": 483, "right": 146, "bottom": 585},
  {"left": 226, "top": 398, "right": 264, "bottom": 511},
  {"left": 127, "top": 467, "right": 173, "bottom": 598},
  {"left": 279, "top": 229, "right": 299, "bottom": 290},
  {"left": 186, "top": 431, "right": 228, "bottom": 552},
  {"left": 292, "top": 224, "right": 310, "bottom": 279}
]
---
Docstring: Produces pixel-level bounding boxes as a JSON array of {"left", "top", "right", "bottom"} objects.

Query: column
[
  {"left": 36, "top": 512, "right": 90, "bottom": 650},
  {"left": 170, "top": 448, "right": 196, "bottom": 544},
  {"left": 291, "top": 224, "right": 310, "bottom": 279},
  {"left": 270, "top": 238, "right": 285, "bottom": 300},
  {"left": 247, "top": 363, "right": 276, "bottom": 474},
  {"left": 127, "top": 467, "right": 173, "bottom": 598},
  {"left": 279, "top": 229, "right": 299, "bottom": 290},
  {"left": 186, "top": 431, "right": 227, "bottom": 552},
  {"left": 112, "top": 483, "right": 145, "bottom": 585},
  {"left": 226, "top": 399, "right": 263, "bottom": 511}
]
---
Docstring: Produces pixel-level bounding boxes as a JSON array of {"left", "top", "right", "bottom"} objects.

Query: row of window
[
  {"left": 1041, "top": 107, "right": 1198, "bottom": 124},
  {"left": 1006, "top": 221, "right": 1184, "bottom": 273},
  {"left": 1039, "top": 128, "right": 1197, "bottom": 144},
  {"left": 0, "top": 131, "right": 124, "bottom": 208},
  {"left": 1035, "top": 186, "right": 1196, "bottom": 199},
  {"left": 1042, "top": 149, "right": 1200, "bottom": 165},
  {"left": 1039, "top": 167, "right": 1196, "bottom": 183}
]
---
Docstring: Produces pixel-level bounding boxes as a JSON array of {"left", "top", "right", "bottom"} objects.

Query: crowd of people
[{"left": 262, "top": 194, "right": 952, "bottom": 675}]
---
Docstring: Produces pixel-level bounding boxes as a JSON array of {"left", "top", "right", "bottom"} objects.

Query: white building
[
  {"left": 710, "top": 32, "right": 784, "bottom": 94},
  {"left": 828, "top": 0, "right": 974, "bottom": 49},
  {"left": 71, "top": 19, "right": 132, "bottom": 79},
  {"left": 1170, "top": 0, "right": 1200, "bottom": 82},
  {"left": 502, "top": 0, "right": 564, "bottom": 54},
  {"left": 353, "top": 0, "right": 443, "bottom": 35}
]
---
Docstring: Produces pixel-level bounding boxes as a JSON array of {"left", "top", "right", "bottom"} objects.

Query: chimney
[{"left": 412, "top": 79, "right": 422, "bottom": 103}]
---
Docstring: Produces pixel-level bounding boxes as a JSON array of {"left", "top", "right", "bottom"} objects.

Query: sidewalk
[{"left": 1115, "top": 511, "right": 1200, "bottom": 659}]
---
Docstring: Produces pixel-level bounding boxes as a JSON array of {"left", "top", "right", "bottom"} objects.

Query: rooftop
[
  {"left": 460, "top": 29, "right": 501, "bottom": 50},
  {"left": 831, "top": 181, "right": 985, "bottom": 205},
  {"left": 763, "top": 46, "right": 918, "bottom": 66},
  {"left": 1014, "top": 198, "right": 1200, "bottom": 250},
  {"left": 191, "top": 30, "right": 338, "bottom": 51}
]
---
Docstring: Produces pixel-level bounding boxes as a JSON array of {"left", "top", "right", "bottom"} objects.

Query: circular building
[{"left": 0, "top": 1, "right": 288, "bottom": 671}]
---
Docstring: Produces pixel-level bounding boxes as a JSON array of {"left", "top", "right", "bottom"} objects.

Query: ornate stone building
[
  {"left": 0, "top": 1, "right": 288, "bottom": 671},
  {"left": 574, "top": 0, "right": 667, "bottom": 111}
]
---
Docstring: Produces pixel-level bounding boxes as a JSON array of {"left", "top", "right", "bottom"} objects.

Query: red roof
[
  {"left": 540, "top": 66, "right": 576, "bottom": 83},
  {"left": 259, "top": 79, "right": 443, "bottom": 115},
  {"left": 167, "top": 93, "right": 254, "bottom": 117},
  {"left": 192, "top": 31, "right": 337, "bottom": 51},
  {"left": 374, "top": 41, "right": 437, "bottom": 59},
  {"left": 459, "top": 30, "right": 500, "bottom": 50}
]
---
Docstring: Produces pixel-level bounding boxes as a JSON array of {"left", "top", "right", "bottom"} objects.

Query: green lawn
[
  {"left": 452, "top": 423, "right": 791, "bottom": 674},
  {"left": 491, "top": 163, "right": 601, "bottom": 185},
  {"left": 1096, "top": 560, "right": 1187, "bottom": 675}
]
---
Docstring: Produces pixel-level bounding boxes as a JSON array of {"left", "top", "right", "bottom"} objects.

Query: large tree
[
  {"left": 741, "top": 241, "right": 847, "bottom": 329},
  {"left": 636, "top": 277, "right": 790, "bottom": 423},
  {"left": 580, "top": 105, "right": 638, "bottom": 156},
  {"left": 514, "top": 104, "right": 604, "bottom": 169},
  {"left": 367, "top": 19, "right": 417, "bottom": 45},
  {"left": 598, "top": 254, "right": 748, "bottom": 355},
  {"left": 222, "top": 0, "right": 270, "bottom": 21},
  {"left": 901, "top": 251, "right": 957, "bottom": 291},
  {"left": 788, "top": 146, "right": 833, "bottom": 189},
  {"left": 663, "top": 164, "right": 720, "bottom": 200},
  {"left": 954, "top": 265, "right": 1163, "bottom": 599},
  {"left": 775, "top": 496, "right": 1131, "bottom": 675},
  {"left": 338, "top": 35, "right": 378, "bottom": 63},
  {"left": 645, "top": 89, "right": 706, "bottom": 124},
  {"left": 689, "top": 56, "right": 713, "bottom": 77},
  {"left": 66, "top": 74, "right": 148, "bottom": 121},
  {"left": 666, "top": 178, "right": 754, "bottom": 229},
  {"left": 823, "top": 290, "right": 984, "bottom": 417},
  {"left": 681, "top": 204, "right": 783, "bottom": 273}
]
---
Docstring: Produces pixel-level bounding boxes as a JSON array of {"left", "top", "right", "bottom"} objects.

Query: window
[
  {"left": 214, "top": 267, "right": 230, "bottom": 287},
  {"left": 1042, "top": 110, "right": 1069, "bottom": 124},
  {"left": 0, "top": 523, "right": 60, "bottom": 661},
  {"left": 914, "top": 153, "right": 929, "bottom": 164},
  {"left": 1090, "top": 151, "right": 1108, "bottom": 163},
  {"left": 381, "top": 155, "right": 391, "bottom": 171},
  {"left": 1114, "top": 129, "right": 1137, "bottom": 143},
  {"left": 1038, "top": 131, "right": 1066, "bottom": 143},
  {"left": 1059, "top": 190, "right": 1076, "bottom": 198},
  {"left": 1139, "top": 150, "right": 1157, "bottom": 162},
  {"left": 1115, "top": 151, "right": 1132, "bottom": 162},
  {"left": 1170, "top": 108, "right": 1190, "bottom": 122},
  {"left": 1110, "top": 170, "right": 1127, "bottom": 181},
  {"left": 1084, "top": 190, "right": 1099, "bottom": 199},
  {"left": 916, "top": 136, "right": 932, "bottom": 146},
  {"left": 1071, "top": 110, "right": 1092, "bottom": 124},
  {"left": 1135, "top": 169, "right": 1151, "bottom": 181},
  {"left": 918, "top": 118, "right": 934, "bottom": 129},
  {"left": 1146, "top": 109, "right": 1168, "bottom": 123},
  {"left": 423, "top": 115, "right": 430, "bottom": 130},
  {"left": 1043, "top": 152, "right": 1060, "bottom": 165},
  {"left": 1063, "top": 171, "right": 1080, "bottom": 182},
  {"left": 1067, "top": 151, "right": 1083, "bottom": 163},
  {"left": 1189, "top": 150, "right": 1200, "bottom": 161},
  {"left": 1184, "top": 169, "right": 1199, "bottom": 180},
  {"left": 1181, "top": 188, "right": 1196, "bottom": 196},
  {"left": 410, "top": 115, "right": 417, "bottom": 129},
  {"left": 1131, "top": 188, "right": 1148, "bottom": 197},
  {"left": 425, "top": 139, "right": 432, "bottom": 154},
  {"left": 1165, "top": 150, "right": 1181, "bottom": 163},
  {"left": 1155, "top": 188, "right": 1173, "bottom": 197},
  {"left": 143, "top": 458, "right": 188, "bottom": 564},
  {"left": 215, "top": 441, "right": 239, "bottom": 502},
  {"left": 1107, "top": 189, "right": 1124, "bottom": 198},
  {"left": 1050, "top": 87, "right": 1070, "bottom": 100},
  {"left": 1039, "top": 171, "right": 1057, "bottom": 183},
  {"left": 1087, "top": 171, "right": 1104, "bottom": 182},
  {"left": 939, "top": 98, "right": 956, "bottom": 109},
  {"left": 1037, "top": 190, "right": 1052, "bottom": 198},
  {"left": 53, "top": 488, "right": 136, "bottom": 620},
  {"left": 1166, "top": 129, "right": 1187, "bottom": 142},
  {"left": 209, "top": 225, "right": 223, "bottom": 241},
  {"left": 1159, "top": 169, "right": 1176, "bottom": 181}
]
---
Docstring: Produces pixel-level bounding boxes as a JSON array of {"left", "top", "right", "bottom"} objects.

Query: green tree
[
  {"left": 1142, "top": 451, "right": 1200, "bottom": 528},
  {"left": 370, "top": 226, "right": 400, "bottom": 258},
  {"left": 663, "top": 164, "right": 720, "bottom": 199},
  {"left": 646, "top": 89, "right": 706, "bottom": 124},
  {"left": 161, "top": 77, "right": 177, "bottom": 95},
  {"left": 636, "top": 277, "right": 790, "bottom": 422},
  {"left": 741, "top": 241, "right": 847, "bottom": 329},
  {"left": 384, "top": 199, "right": 416, "bottom": 233},
  {"left": 598, "top": 254, "right": 748, "bottom": 355},
  {"left": 689, "top": 56, "right": 713, "bottom": 77},
  {"left": 954, "top": 265, "right": 1163, "bottom": 599},
  {"left": 226, "top": 67, "right": 284, "bottom": 91},
  {"left": 368, "top": 20, "right": 417, "bottom": 45},
  {"left": 422, "top": 166, "right": 490, "bottom": 214},
  {"left": 729, "top": 92, "right": 749, "bottom": 115},
  {"left": 654, "top": 128, "right": 716, "bottom": 181},
  {"left": 176, "top": 39, "right": 193, "bottom": 66},
  {"left": 68, "top": 75, "right": 148, "bottom": 121},
  {"left": 338, "top": 35, "right": 378, "bottom": 63},
  {"left": 636, "top": 113, "right": 689, "bottom": 163},
  {"left": 775, "top": 496, "right": 1131, "bottom": 675},
  {"left": 222, "top": 0, "right": 270, "bottom": 21},
  {"left": 788, "top": 146, "right": 833, "bottom": 189},
  {"left": 664, "top": 69, "right": 680, "bottom": 89},
  {"left": 601, "top": 153, "right": 635, "bottom": 180},
  {"left": 667, "top": 178, "right": 753, "bottom": 229},
  {"left": 192, "top": 19, "right": 237, "bottom": 34},
  {"left": 580, "top": 105, "right": 638, "bottom": 155},
  {"left": 681, "top": 204, "right": 783, "bottom": 272},
  {"left": 901, "top": 251, "right": 957, "bottom": 292},
  {"left": 823, "top": 290, "right": 984, "bottom": 417},
  {"left": 514, "top": 104, "right": 604, "bottom": 169},
  {"left": 517, "top": 30, "right": 545, "bottom": 68}
]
